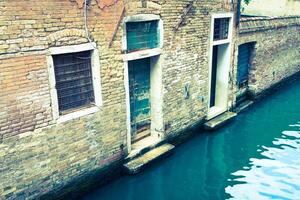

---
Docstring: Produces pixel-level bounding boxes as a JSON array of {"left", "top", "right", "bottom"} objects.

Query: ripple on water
[{"left": 225, "top": 129, "right": 300, "bottom": 200}]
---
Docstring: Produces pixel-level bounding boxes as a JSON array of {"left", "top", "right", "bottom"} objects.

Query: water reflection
[{"left": 226, "top": 129, "right": 300, "bottom": 200}]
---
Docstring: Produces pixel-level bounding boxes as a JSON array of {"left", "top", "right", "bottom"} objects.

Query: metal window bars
[
  {"left": 214, "top": 18, "right": 229, "bottom": 41},
  {"left": 53, "top": 51, "right": 95, "bottom": 114}
]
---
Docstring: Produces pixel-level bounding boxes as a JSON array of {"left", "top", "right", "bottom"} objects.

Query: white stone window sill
[
  {"left": 123, "top": 48, "right": 162, "bottom": 61},
  {"left": 57, "top": 106, "right": 99, "bottom": 124}
]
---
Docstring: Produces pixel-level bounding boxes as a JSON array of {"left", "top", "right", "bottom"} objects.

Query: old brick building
[
  {"left": 0, "top": 0, "right": 299, "bottom": 199},
  {"left": 234, "top": 16, "right": 300, "bottom": 106}
]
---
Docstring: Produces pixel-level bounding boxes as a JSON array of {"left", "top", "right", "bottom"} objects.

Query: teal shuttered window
[
  {"left": 126, "top": 20, "right": 159, "bottom": 52},
  {"left": 237, "top": 43, "right": 254, "bottom": 85}
]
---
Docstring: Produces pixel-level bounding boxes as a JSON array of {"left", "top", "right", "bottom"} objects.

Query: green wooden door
[{"left": 129, "top": 58, "right": 151, "bottom": 139}]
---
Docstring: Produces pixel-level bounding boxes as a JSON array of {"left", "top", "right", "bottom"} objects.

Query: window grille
[
  {"left": 53, "top": 51, "right": 95, "bottom": 114},
  {"left": 126, "top": 20, "right": 159, "bottom": 52},
  {"left": 214, "top": 18, "right": 229, "bottom": 41}
]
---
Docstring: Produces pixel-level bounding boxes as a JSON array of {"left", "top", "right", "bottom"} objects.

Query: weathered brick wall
[
  {"left": 0, "top": 55, "right": 52, "bottom": 139},
  {"left": 161, "top": 1, "right": 236, "bottom": 137},
  {"left": 0, "top": 0, "right": 236, "bottom": 198},
  {"left": 235, "top": 16, "right": 300, "bottom": 96},
  {"left": 0, "top": 1, "right": 127, "bottom": 199}
]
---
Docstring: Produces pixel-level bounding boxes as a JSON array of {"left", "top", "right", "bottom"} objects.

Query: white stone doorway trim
[{"left": 207, "top": 13, "right": 234, "bottom": 120}]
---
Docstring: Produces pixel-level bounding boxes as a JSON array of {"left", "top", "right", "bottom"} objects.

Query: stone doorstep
[
  {"left": 234, "top": 100, "right": 254, "bottom": 114},
  {"left": 132, "top": 129, "right": 151, "bottom": 144},
  {"left": 204, "top": 111, "right": 237, "bottom": 131},
  {"left": 125, "top": 135, "right": 165, "bottom": 162},
  {"left": 123, "top": 143, "right": 175, "bottom": 175}
]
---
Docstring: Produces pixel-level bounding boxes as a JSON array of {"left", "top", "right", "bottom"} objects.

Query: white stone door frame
[
  {"left": 123, "top": 53, "right": 164, "bottom": 153},
  {"left": 122, "top": 14, "right": 164, "bottom": 153},
  {"left": 207, "top": 13, "right": 234, "bottom": 120}
]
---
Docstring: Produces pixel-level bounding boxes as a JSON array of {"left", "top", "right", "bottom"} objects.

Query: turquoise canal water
[{"left": 82, "top": 79, "right": 300, "bottom": 200}]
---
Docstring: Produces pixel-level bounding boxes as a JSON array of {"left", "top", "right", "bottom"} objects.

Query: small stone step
[
  {"left": 204, "top": 111, "right": 237, "bottom": 131},
  {"left": 132, "top": 129, "right": 151, "bottom": 143},
  {"left": 125, "top": 136, "right": 163, "bottom": 162},
  {"left": 123, "top": 144, "right": 175, "bottom": 175},
  {"left": 235, "top": 100, "right": 254, "bottom": 113}
]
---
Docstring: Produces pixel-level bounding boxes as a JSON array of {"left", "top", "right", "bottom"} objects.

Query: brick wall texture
[
  {"left": 1, "top": 0, "right": 299, "bottom": 199},
  {"left": 0, "top": 0, "right": 237, "bottom": 199},
  {"left": 235, "top": 16, "right": 300, "bottom": 96}
]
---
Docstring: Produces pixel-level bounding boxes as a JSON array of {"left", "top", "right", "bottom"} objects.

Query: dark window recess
[
  {"left": 210, "top": 45, "right": 218, "bottom": 108},
  {"left": 53, "top": 51, "right": 95, "bottom": 114},
  {"left": 214, "top": 18, "right": 230, "bottom": 41},
  {"left": 126, "top": 20, "right": 159, "bottom": 52}
]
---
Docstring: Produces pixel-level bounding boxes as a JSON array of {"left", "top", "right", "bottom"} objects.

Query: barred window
[
  {"left": 126, "top": 20, "right": 159, "bottom": 52},
  {"left": 53, "top": 51, "right": 95, "bottom": 114},
  {"left": 214, "top": 18, "right": 229, "bottom": 41}
]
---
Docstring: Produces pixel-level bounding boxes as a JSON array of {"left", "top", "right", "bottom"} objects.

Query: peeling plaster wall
[{"left": 242, "top": 0, "right": 300, "bottom": 16}]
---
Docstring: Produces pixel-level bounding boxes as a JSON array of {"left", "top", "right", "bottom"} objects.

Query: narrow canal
[{"left": 82, "top": 78, "right": 300, "bottom": 200}]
